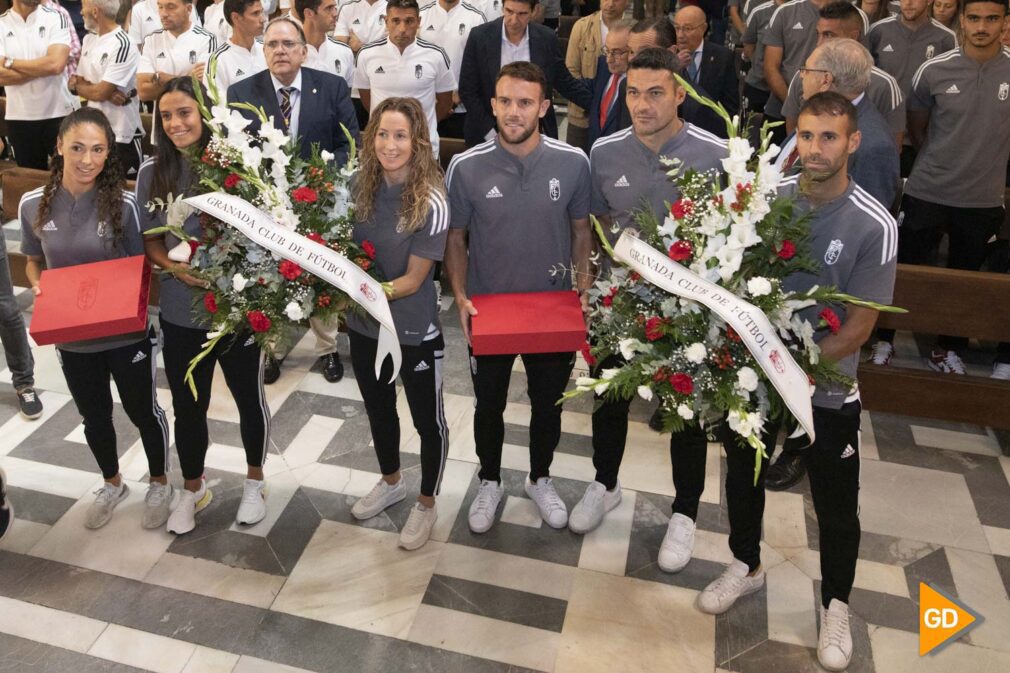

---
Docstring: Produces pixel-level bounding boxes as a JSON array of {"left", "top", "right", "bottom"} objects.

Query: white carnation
[
  {"left": 684, "top": 342, "right": 707, "bottom": 364},
  {"left": 637, "top": 385, "right": 653, "bottom": 401},
  {"left": 232, "top": 273, "right": 249, "bottom": 292},
  {"left": 284, "top": 302, "right": 304, "bottom": 321},
  {"left": 747, "top": 277, "right": 772, "bottom": 297},
  {"left": 619, "top": 338, "right": 640, "bottom": 361},
  {"left": 737, "top": 366, "right": 759, "bottom": 392},
  {"left": 320, "top": 149, "right": 335, "bottom": 163},
  {"left": 677, "top": 404, "right": 694, "bottom": 420}
]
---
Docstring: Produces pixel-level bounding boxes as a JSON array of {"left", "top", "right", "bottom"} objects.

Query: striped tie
[{"left": 279, "top": 86, "right": 295, "bottom": 129}]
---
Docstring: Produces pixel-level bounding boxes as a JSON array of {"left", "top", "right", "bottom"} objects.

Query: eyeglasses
[
  {"left": 264, "top": 40, "right": 304, "bottom": 51},
  {"left": 603, "top": 47, "right": 630, "bottom": 57},
  {"left": 798, "top": 67, "right": 831, "bottom": 76}
]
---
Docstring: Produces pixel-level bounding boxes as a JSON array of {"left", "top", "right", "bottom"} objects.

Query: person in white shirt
[
  {"left": 298, "top": 0, "right": 354, "bottom": 82},
  {"left": 0, "top": 0, "right": 79, "bottom": 169},
  {"left": 419, "top": 0, "right": 485, "bottom": 138},
  {"left": 335, "top": 0, "right": 388, "bottom": 53},
  {"left": 129, "top": 0, "right": 202, "bottom": 49},
  {"left": 208, "top": 0, "right": 266, "bottom": 95},
  {"left": 355, "top": 0, "right": 456, "bottom": 157},
  {"left": 72, "top": 0, "right": 144, "bottom": 175},
  {"left": 203, "top": 0, "right": 232, "bottom": 44},
  {"left": 137, "top": 0, "right": 217, "bottom": 102}
]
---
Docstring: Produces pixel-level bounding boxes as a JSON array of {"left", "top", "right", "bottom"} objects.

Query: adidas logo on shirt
[
  {"left": 945, "top": 84, "right": 961, "bottom": 94},
  {"left": 5, "top": 31, "right": 13, "bottom": 38},
  {"left": 42, "top": 221, "right": 57, "bottom": 231},
  {"left": 486, "top": 185, "right": 503, "bottom": 198},
  {"left": 131, "top": 351, "right": 148, "bottom": 364},
  {"left": 145, "top": 16, "right": 153, "bottom": 22},
  {"left": 353, "top": 18, "right": 361, "bottom": 24},
  {"left": 157, "top": 52, "right": 166, "bottom": 59},
  {"left": 614, "top": 175, "right": 630, "bottom": 188},
  {"left": 375, "top": 66, "right": 385, "bottom": 73},
  {"left": 414, "top": 360, "right": 431, "bottom": 372},
  {"left": 882, "top": 44, "right": 894, "bottom": 52},
  {"left": 792, "top": 22, "right": 803, "bottom": 29},
  {"left": 236, "top": 68, "right": 245, "bottom": 75},
  {"left": 840, "top": 444, "right": 855, "bottom": 459}
]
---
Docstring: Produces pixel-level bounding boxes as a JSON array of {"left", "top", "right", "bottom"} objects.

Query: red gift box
[
  {"left": 470, "top": 291, "right": 587, "bottom": 356},
  {"left": 29, "top": 255, "right": 152, "bottom": 346}
]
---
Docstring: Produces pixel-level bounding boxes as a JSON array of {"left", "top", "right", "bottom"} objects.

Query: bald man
[{"left": 673, "top": 5, "right": 739, "bottom": 137}]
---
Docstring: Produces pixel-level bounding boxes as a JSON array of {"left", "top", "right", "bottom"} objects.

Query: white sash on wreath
[
  {"left": 614, "top": 231, "right": 815, "bottom": 442},
  {"left": 185, "top": 192, "right": 402, "bottom": 382}
]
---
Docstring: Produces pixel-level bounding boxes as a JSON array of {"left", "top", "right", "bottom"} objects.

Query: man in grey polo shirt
[
  {"left": 698, "top": 93, "right": 897, "bottom": 673},
  {"left": 572, "top": 48, "right": 728, "bottom": 577},
  {"left": 741, "top": 0, "right": 785, "bottom": 117},
  {"left": 445, "top": 61, "right": 593, "bottom": 534},
  {"left": 869, "top": 0, "right": 1010, "bottom": 377}
]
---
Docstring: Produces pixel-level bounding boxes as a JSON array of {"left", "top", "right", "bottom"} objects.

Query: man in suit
[
  {"left": 458, "top": 0, "right": 592, "bottom": 147},
  {"left": 587, "top": 21, "right": 632, "bottom": 147},
  {"left": 228, "top": 17, "right": 359, "bottom": 164},
  {"left": 228, "top": 16, "right": 360, "bottom": 384},
  {"left": 673, "top": 4, "right": 739, "bottom": 137}
]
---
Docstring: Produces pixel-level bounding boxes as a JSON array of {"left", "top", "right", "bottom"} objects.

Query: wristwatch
[{"left": 3, "top": 57, "right": 13, "bottom": 69}]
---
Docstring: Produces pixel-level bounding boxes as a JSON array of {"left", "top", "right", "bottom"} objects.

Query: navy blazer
[
  {"left": 681, "top": 41, "right": 740, "bottom": 138},
  {"left": 586, "top": 55, "right": 630, "bottom": 148},
  {"left": 458, "top": 17, "right": 592, "bottom": 147},
  {"left": 227, "top": 67, "right": 360, "bottom": 165}
]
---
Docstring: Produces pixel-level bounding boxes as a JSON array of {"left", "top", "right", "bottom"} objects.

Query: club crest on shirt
[
  {"left": 459, "top": 23, "right": 466, "bottom": 35},
  {"left": 926, "top": 45, "right": 935, "bottom": 59},
  {"left": 38, "top": 26, "right": 46, "bottom": 39},
  {"left": 549, "top": 178, "right": 560, "bottom": 202},
  {"left": 100, "top": 52, "right": 109, "bottom": 67},
  {"left": 189, "top": 50, "right": 198, "bottom": 64},
  {"left": 824, "top": 239, "right": 844, "bottom": 265},
  {"left": 415, "top": 64, "right": 423, "bottom": 78},
  {"left": 1000, "top": 82, "right": 1009, "bottom": 101},
  {"left": 334, "top": 60, "right": 342, "bottom": 73},
  {"left": 97, "top": 220, "right": 108, "bottom": 238}
]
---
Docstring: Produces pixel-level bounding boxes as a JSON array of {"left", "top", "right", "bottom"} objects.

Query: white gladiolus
[
  {"left": 575, "top": 376, "right": 596, "bottom": 390},
  {"left": 320, "top": 149, "right": 335, "bottom": 163},
  {"left": 737, "top": 366, "right": 759, "bottom": 392},
  {"left": 685, "top": 342, "right": 707, "bottom": 364},
  {"left": 728, "top": 409, "right": 763, "bottom": 437},
  {"left": 601, "top": 368, "right": 620, "bottom": 380},
  {"left": 747, "top": 277, "right": 772, "bottom": 297},
  {"left": 619, "top": 338, "right": 641, "bottom": 360},
  {"left": 232, "top": 273, "right": 249, "bottom": 292},
  {"left": 637, "top": 385, "right": 654, "bottom": 401},
  {"left": 677, "top": 404, "right": 694, "bottom": 420},
  {"left": 284, "top": 302, "right": 304, "bottom": 321}
]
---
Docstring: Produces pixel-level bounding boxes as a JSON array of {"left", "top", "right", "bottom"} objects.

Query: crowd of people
[{"left": 0, "top": 0, "right": 1007, "bottom": 670}]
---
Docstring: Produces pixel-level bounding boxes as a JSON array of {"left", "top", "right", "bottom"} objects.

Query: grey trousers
[{"left": 0, "top": 226, "right": 34, "bottom": 390}]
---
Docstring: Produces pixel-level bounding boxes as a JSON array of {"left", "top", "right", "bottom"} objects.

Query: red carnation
[
  {"left": 819, "top": 307, "right": 842, "bottom": 334},
  {"left": 279, "top": 259, "right": 303, "bottom": 280},
  {"left": 652, "top": 368, "right": 669, "bottom": 383},
  {"left": 203, "top": 292, "right": 218, "bottom": 313},
  {"left": 668, "top": 240, "right": 693, "bottom": 262},
  {"left": 777, "top": 240, "right": 796, "bottom": 260},
  {"left": 317, "top": 294, "right": 331, "bottom": 308},
  {"left": 224, "top": 173, "right": 242, "bottom": 190},
  {"left": 580, "top": 341, "right": 597, "bottom": 367},
  {"left": 669, "top": 372, "right": 694, "bottom": 395},
  {"left": 670, "top": 199, "right": 694, "bottom": 219},
  {"left": 188, "top": 240, "right": 200, "bottom": 257},
  {"left": 602, "top": 286, "right": 618, "bottom": 308},
  {"left": 292, "top": 186, "right": 319, "bottom": 204},
  {"left": 247, "top": 310, "right": 272, "bottom": 333},
  {"left": 645, "top": 316, "right": 666, "bottom": 341},
  {"left": 307, "top": 232, "right": 326, "bottom": 245},
  {"left": 362, "top": 240, "right": 377, "bottom": 260}
]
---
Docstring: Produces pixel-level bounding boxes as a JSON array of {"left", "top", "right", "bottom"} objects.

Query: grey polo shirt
[
  {"left": 136, "top": 158, "right": 210, "bottom": 330},
  {"left": 20, "top": 186, "right": 147, "bottom": 353},
  {"left": 782, "top": 66, "right": 906, "bottom": 135},
  {"left": 868, "top": 16, "right": 957, "bottom": 95},
  {"left": 346, "top": 183, "right": 449, "bottom": 346},
  {"left": 743, "top": 0, "right": 777, "bottom": 92},
  {"left": 589, "top": 122, "right": 729, "bottom": 245},
  {"left": 906, "top": 47, "right": 1010, "bottom": 208},
  {"left": 446, "top": 136, "right": 591, "bottom": 296},
  {"left": 777, "top": 175, "right": 897, "bottom": 409}
]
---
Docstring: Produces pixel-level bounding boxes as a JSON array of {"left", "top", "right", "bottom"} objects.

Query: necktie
[
  {"left": 687, "top": 54, "right": 699, "bottom": 83},
  {"left": 279, "top": 86, "right": 295, "bottom": 129},
  {"left": 599, "top": 74, "right": 620, "bottom": 127}
]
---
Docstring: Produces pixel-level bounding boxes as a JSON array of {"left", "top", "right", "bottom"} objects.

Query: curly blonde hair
[{"left": 353, "top": 97, "right": 445, "bottom": 232}]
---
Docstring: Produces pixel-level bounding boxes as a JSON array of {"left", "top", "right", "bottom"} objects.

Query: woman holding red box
[
  {"left": 346, "top": 97, "right": 450, "bottom": 551},
  {"left": 20, "top": 107, "right": 173, "bottom": 531},
  {"left": 138, "top": 78, "right": 271, "bottom": 536}
]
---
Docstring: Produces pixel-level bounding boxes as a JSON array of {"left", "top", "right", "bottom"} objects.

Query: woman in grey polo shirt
[
  {"left": 346, "top": 97, "right": 450, "bottom": 551},
  {"left": 20, "top": 107, "right": 172, "bottom": 531}
]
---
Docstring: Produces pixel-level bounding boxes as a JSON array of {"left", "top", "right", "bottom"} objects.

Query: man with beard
[
  {"left": 868, "top": 0, "right": 1010, "bottom": 378},
  {"left": 572, "top": 49, "right": 728, "bottom": 578},
  {"left": 137, "top": 0, "right": 217, "bottom": 102},
  {"left": 697, "top": 92, "right": 896, "bottom": 673},
  {"left": 444, "top": 61, "right": 592, "bottom": 534},
  {"left": 0, "top": 0, "right": 78, "bottom": 168},
  {"left": 300, "top": 0, "right": 354, "bottom": 84}
]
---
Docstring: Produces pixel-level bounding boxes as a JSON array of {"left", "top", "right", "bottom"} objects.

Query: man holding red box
[{"left": 445, "top": 60, "right": 593, "bottom": 533}]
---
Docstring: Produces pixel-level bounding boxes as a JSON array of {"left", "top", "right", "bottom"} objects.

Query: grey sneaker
[
  {"left": 142, "top": 482, "right": 174, "bottom": 529},
  {"left": 16, "top": 387, "right": 43, "bottom": 420},
  {"left": 85, "top": 482, "right": 130, "bottom": 529}
]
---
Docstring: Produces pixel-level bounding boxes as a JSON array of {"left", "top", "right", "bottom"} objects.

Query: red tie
[{"left": 599, "top": 74, "right": 620, "bottom": 127}]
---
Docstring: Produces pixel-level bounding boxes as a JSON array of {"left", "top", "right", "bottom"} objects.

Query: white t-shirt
[
  {"left": 78, "top": 28, "right": 142, "bottom": 143},
  {"left": 209, "top": 39, "right": 266, "bottom": 96},
  {"left": 472, "top": 0, "right": 501, "bottom": 20},
  {"left": 0, "top": 5, "right": 79, "bottom": 120},
  {"left": 306, "top": 35, "right": 355, "bottom": 84},
  {"left": 335, "top": 0, "right": 388, "bottom": 45},
  {"left": 129, "top": 0, "right": 202, "bottom": 48},
  {"left": 203, "top": 2, "right": 232, "bottom": 45},
  {"left": 418, "top": 1, "right": 485, "bottom": 91},
  {"left": 138, "top": 25, "right": 218, "bottom": 77},
  {"left": 354, "top": 38, "right": 456, "bottom": 155}
]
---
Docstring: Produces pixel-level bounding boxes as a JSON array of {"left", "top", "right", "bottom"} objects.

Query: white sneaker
[
  {"left": 236, "top": 479, "right": 268, "bottom": 525},
  {"left": 166, "top": 482, "right": 213, "bottom": 535},
  {"left": 524, "top": 475, "right": 568, "bottom": 529},
  {"left": 351, "top": 478, "right": 406, "bottom": 520},
  {"left": 867, "top": 341, "right": 894, "bottom": 366},
  {"left": 85, "top": 482, "right": 129, "bottom": 529},
  {"left": 468, "top": 479, "right": 504, "bottom": 533},
  {"left": 569, "top": 481, "right": 622, "bottom": 534},
  {"left": 818, "top": 599, "right": 853, "bottom": 671},
  {"left": 142, "top": 482, "right": 174, "bottom": 529},
  {"left": 658, "top": 513, "right": 696, "bottom": 573},
  {"left": 697, "top": 558, "right": 765, "bottom": 614},
  {"left": 928, "top": 349, "right": 966, "bottom": 375},
  {"left": 992, "top": 362, "right": 1010, "bottom": 380},
  {"left": 399, "top": 502, "right": 437, "bottom": 550}
]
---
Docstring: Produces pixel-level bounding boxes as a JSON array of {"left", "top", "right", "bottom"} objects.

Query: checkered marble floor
[{"left": 1, "top": 282, "right": 1009, "bottom": 673}]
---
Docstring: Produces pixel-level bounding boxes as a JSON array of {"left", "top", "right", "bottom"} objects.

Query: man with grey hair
[{"left": 73, "top": 0, "right": 144, "bottom": 175}]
